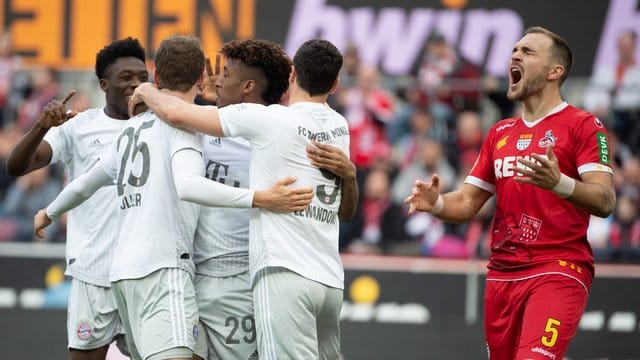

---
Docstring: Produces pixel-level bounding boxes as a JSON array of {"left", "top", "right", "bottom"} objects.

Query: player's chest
[
  {"left": 75, "top": 126, "right": 123, "bottom": 161},
  {"left": 492, "top": 126, "right": 571, "bottom": 179}
]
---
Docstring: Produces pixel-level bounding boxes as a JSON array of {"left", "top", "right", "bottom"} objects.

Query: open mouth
[{"left": 510, "top": 67, "right": 522, "bottom": 86}]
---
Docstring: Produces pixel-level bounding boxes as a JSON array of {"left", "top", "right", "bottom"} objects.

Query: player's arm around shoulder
[
  {"left": 305, "top": 140, "right": 358, "bottom": 221},
  {"left": 129, "top": 82, "right": 224, "bottom": 136}
]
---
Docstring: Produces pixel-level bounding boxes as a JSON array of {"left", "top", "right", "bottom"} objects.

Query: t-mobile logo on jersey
[{"left": 205, "top": 160, "right": 240, "bottom": 188}]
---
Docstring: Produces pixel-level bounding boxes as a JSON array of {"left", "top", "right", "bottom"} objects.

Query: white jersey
[
  {"left": 219, "top": 102, "right": 349, "bottom": 289},
  {"left": 100, "top": 111, "right": 201, "bottom": 282},
  {"left": 194, "top": 135, "right": 251, "bottom": 277},
  {"left": 44, "top": 108, "right": 125, "bottom": 287}
]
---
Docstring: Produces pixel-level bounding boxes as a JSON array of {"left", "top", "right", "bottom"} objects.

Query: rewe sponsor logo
[
  {"left": 494, "top": 155, "right": 544, "bottom": 179},
  {"left": 285, "top": 0, "right": 523, "bottom": 76}
]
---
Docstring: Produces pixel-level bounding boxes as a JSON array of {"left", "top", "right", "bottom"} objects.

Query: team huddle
[
  {"left": 13, "top": 36, "right": 356, "bottom": 360},
  {"left": 9, "top": 26, "right": 615, "bottom": 360}
]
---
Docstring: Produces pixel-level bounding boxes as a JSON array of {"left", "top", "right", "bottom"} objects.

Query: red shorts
[{"left": 484, "top": 274, "right": 588, "bottom": 360}]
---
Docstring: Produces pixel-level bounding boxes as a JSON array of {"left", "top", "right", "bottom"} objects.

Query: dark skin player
[{"left": 6, "top": 56, "right": 148, "bottom": 176}]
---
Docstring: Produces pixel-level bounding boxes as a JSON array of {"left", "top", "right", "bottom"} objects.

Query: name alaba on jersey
[{"left": 465, "top": 102, "right": 612, "bottom": 288}]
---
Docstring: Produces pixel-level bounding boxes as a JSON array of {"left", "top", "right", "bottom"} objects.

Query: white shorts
[
  {"left": 193, "top": 271, "right": 258, "bottom": 360},
  {"left": 67, "top": 278, "right": 124, "bottom": 350},
  {"left": 111, "top": 268, "right": 199, "bottom": 360},
  {"left": 253, "top": 267, "right": 342, "bottom": 360}
]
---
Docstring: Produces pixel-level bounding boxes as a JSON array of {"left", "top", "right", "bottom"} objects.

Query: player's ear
[
  {"left": 153, "top": 72, "right": 160, "bottom": 87},
  {"left": 547, "top": 64, "right": 564, "bottom": 82},
  {"left": 99, "top": 79, "right": 108, "bottom": 92},
  {"left": 195, "top": 71, "right": 205, "bottom": 89},
  {"left": 242, "top": 79, "right": 255, "bottom": 95},
  {"left": 289, "top": 65, "right": 296, "bottom": 85},
  {"left": 328, "top": 78, "right": 340, "bottom": 95}
]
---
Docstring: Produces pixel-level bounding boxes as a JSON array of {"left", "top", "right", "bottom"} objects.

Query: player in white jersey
[
  {"left": 192, "top": 39, "right": 350, "bottom": 360},
  {"left": 34, "top": 36, "right": 314, "bottom": 360},
  {"left": 6, "top": 38, "right": 148, "bottom": 360},
  {"left": 129, "top": 39, "right": 358, "bottom": 360}
]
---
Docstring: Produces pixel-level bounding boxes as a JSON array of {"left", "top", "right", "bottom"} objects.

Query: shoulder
[
  {"left": 556, "top": 105, "right": 597, "bottom": 126},
  {"left": 491, "top": 117, "right": 519, "bottom": 134},
  {"left": 60, "top": 107, "right": 101, "bottom": 130}
]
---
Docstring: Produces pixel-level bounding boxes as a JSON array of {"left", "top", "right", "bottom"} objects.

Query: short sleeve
[
  {"left": 218, "top": 103, "right": 270, "bottom": 141},
  {"left": 465, "top": 127, "right": 496, "bottom": 193},
  {"left": 99, "top": 140, "right": 119, "bottom": 181},
  {"left": 43, "top": 123, "right": 71, "bottom": 165},
  {"left": 573, "top": 116, "right": 613, "bottom": 175}
]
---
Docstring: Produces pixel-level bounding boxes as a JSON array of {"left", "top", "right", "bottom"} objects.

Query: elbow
[
  {"left": 590, "top": 190, "right": 616, "bottom": 218},
  {"left": 5, "top": 154, "right": 29, "bottom": 176},
  {"left": 175, "top": 183, "right": 190, "bottom": 201},
  {"left": 594, "top": 202, "right": 616, "bottom": 219},
  {"left": 5, "top": 161, "right": 24, "bottom": 177},
  {"left": 175, "top": 179, "right": 196, "bottom": 203},
  {"left": 5, "top": 153, "right": 26, "bottom": 176},
  {"left": 339, "top": 208, "right": 357, "bottom": 222}
]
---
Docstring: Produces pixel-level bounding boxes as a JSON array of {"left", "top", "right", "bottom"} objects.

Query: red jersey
[{"left": 467, "top": 103, "right": 613, "bottom": 288}]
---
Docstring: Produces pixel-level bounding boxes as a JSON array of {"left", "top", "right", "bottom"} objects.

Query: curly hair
[
  {"left": 95, "top": 37, "right": 146, "bottom": 80},
  {"left": 293, "top": 39, "right": 342, "bottom": 96},
  {"left": 221, "top": 39, "right": 291, "bottom": 104}
]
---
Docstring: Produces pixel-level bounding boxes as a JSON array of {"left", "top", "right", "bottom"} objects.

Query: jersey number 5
[
  {"left": 541, "top": 317, "right": 561, "bottom": 347},
  {"left": 116, "top": 120, "right": 153, "bottom": 196}
]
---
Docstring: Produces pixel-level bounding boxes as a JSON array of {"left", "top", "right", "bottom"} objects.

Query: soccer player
[
  {"left": 192, "top": 39, "right": 357, "bottom": 360},
  {"left": 34, "top": 35, "right": 313, "bottom": 360},
  {"left": 6, "top": 37, "right": 148, "bottom": 360},
  {"left": 128, "top": 38, "right": 357, "bottom": 359},
  {"left": 405, "top": 26, "right": 616, "bottom": 359},
  {"left": 191, "top": 39, "right": 290, "bottom": 360}
]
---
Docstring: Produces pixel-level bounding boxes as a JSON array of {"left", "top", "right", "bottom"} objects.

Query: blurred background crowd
[{"left": 0, "top": 28, "right": 638, "bottom": 263}]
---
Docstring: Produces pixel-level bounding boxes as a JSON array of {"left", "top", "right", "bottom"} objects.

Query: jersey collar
[{"left": 520, "top": 101, "right": 568, "bottom": 128}]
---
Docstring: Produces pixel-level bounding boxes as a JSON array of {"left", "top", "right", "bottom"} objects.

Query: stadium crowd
[{"left": 0, "top": 29, "right": 638, "bottom": 263}]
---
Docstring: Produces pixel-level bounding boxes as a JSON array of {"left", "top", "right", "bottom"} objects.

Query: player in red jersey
[{"left": 405, "top": 26, "right": 616, "bottom": 359}]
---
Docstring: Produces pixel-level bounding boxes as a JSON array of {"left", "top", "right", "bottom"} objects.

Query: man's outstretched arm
[
  {"left": 405, "top": 174, "right": 493, "bottom": 224},
  {"left": 172, "top": 149, "right": 313, "bottom": 212},
  {"left": 34, "top": 163, "right": 112, "bottom": 239},
  {"left": 129, "top": 83, "right": 224, "bottom": 137}
]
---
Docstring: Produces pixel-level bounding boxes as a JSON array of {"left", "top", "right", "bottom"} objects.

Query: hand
[
  {"left": 404, "top": 174, "right": 441, "bottom": 214},
  {"left": 514, "top": 144, "right": 561, "bottom": 190},
  {"left": 198, "top": 54, "right": 220, "bottom": 104},
  {"left": 128, "top": 82, "right": 156, "bottom": 117},
  {"left": 306, "top": 140, "right": 355, "bottom": 180},
  {"left": 254, "top": 176, "right": 314, "bottom": 212},
  {"left": 37, "top": 90, "right": 78, "bottom": 129},
  {"left": 34, "top": 208, "right": 52, "bottom": 239}
]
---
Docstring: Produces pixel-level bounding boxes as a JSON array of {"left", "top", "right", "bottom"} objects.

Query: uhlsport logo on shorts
[{"left": 76, "top": 323, "right": 92, "bottom": 340}]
